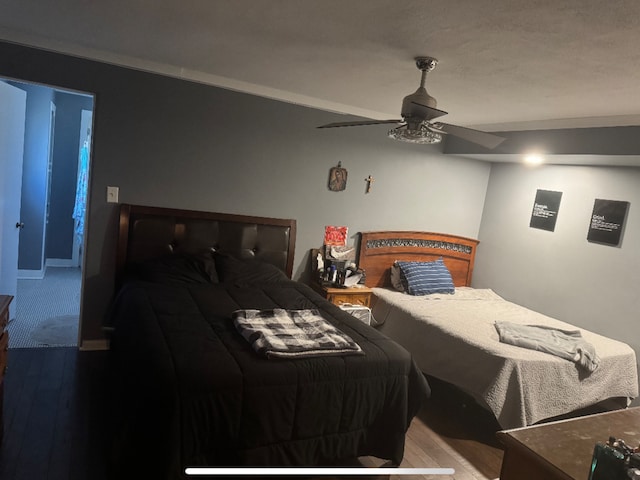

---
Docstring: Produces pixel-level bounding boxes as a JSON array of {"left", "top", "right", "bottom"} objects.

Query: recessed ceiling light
[{"left": 523, "top": 153, "right": 544, "bottom": 165}]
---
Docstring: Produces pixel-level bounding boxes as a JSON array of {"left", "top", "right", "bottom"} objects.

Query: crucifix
[{"left": 365, "top": 175, "right": 375, "bottom": 193}]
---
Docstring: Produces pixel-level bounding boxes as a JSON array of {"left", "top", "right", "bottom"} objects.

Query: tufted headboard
[{"left": 115, "top": 204, "right": 296, "bottom": 286}]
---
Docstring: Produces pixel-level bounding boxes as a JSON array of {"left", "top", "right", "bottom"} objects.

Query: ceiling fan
[{"left": 318, "top": 57, "right": 505, "bottom": 150}]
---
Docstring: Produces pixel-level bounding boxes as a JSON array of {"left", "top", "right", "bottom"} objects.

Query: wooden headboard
[
  {"left": 358, "top": 231, "right": 479, "bottom": 288},
  {"left": 116, "top": 204, "right": 297, "bottom": 285}
]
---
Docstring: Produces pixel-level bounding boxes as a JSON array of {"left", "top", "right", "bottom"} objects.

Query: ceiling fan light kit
[
  {"left": 387, "top": 125, "right": 443, "bottom": 144},
  {"left": 318, "top": 56, "right": 505, "bottom": 150}
]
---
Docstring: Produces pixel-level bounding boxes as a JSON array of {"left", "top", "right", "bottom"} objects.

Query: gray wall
[
  {"left": 0, "top": 41, "right": 490, "bottom": 344},
  {"left": 474, "top": 163, "right": 640, "bottom": 363}
]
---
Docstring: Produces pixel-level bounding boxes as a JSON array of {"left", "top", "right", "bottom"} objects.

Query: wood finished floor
[{"left": 0, "top": 348, "right": 503, "bottom": 480}]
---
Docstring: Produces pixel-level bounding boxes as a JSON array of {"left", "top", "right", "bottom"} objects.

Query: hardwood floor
[
  {"left": 0, "top": 348, "right": 110, "bottom": 480},
  {"left": 399, "top": 377, "right": 503, "bottom": 479},
  {"left": 0, "top": 348, "right": 503, "bottom": 480}
]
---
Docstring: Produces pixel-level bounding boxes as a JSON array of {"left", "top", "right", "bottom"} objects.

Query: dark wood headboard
[
  {"left": 358, "top": 231, "right": 479, "bottom": 288},
  {"left": 116, "top": 204, "right": 297, "bottom": 285}
]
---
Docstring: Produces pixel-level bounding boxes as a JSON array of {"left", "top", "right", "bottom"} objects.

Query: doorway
[{"left": 2, "top": 78, "right": 94, "bottom": 348}]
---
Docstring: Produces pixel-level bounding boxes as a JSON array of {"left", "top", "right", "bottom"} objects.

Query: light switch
[{"left": 106, "top": 186, "right": 119, "bottom": 203}]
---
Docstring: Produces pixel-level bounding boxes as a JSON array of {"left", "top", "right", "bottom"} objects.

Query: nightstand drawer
[
  {"left": 327, "top": 291, "right": 371, "bottom": 307},
  {"left": 312, "top": 283, "right": 372, "bottom": 307}
]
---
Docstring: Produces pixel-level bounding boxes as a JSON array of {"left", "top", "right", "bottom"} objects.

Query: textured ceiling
[{"left": 2, "top": 0, "right": 640, "bottom": 133}]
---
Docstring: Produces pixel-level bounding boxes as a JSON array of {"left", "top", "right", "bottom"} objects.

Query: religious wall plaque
[{"left": 328, "top": 163, "right": 347, "bottom": 191}]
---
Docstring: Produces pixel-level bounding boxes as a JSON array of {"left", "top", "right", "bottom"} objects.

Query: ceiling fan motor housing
[
  {"left": 401, "top": 56, "right": 439, "bottom": 126},
  {"left": 401, "top": 88, "right": 438, "bottom": 126}
]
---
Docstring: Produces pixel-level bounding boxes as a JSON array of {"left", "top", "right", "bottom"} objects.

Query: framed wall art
[
  {"left": 587, "top": 198, "right": 630, "bottom": 246},
  {"left": 530, "top": 189, "right": 562, "bottom": 232}
]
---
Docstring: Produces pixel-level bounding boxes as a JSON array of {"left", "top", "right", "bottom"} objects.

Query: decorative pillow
[
  {"left": 134, "top": 252, "right": 219, "bottom": 285},
  {"left": 390, "top": 262, "right": 405, "bottom": 292},
  {"left": 214, "top": 253, "right": 289, "bottom": 285},
  {"left": 396, "top": 258, "right": 455, "bottom": 295}
]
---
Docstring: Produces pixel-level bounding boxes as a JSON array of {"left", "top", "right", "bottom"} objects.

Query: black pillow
[
  {"left": 214, "top": 253, "right": 289, "bottom": 285},
  {"left": 133, "top": 252, "right": 219, "bottom": 285}
]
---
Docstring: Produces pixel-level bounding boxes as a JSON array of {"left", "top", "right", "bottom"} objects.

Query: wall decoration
[
  {"left": 587, "top": 199, "right": 630, "bottom": 246},
  {"left": 324, "top": 225, "right": 348, "bottom": 246},
  {"left": 365, "top": 175, "right": 375, "bottom": 193},
  {"left": 328, "top": 162, "right": 347, "bottom": 191},
  {"left": 530, "top": 189, "right": 563, "bottom": 232}
]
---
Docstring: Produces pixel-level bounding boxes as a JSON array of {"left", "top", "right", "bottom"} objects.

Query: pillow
[
  {"left": 133, "top": 252, "right": 219, "bottom": 285},
  {"left": 214, "top": 253, "right": 289, "bottom": 285},
  {"left": 396, "top": 258, "right": 455, "bottom": 295},
  {"left": 390, "top": 262, "right": 405, "bottom": 292}
]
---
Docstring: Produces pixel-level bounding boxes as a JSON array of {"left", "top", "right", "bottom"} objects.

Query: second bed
[{"left": 358, "top": 231, "right": 638, "bottom": 429}]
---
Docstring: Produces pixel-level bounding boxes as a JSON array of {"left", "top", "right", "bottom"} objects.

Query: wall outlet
[{"left": 106, "top": 186, "right": 119, "bottom": 203}]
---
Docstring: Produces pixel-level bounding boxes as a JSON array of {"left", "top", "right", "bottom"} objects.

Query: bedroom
[
  {"left": 0, "top": 49, "right": 638, "bottom": 367},
  {"left": 1, "top": 1, "right": 640, "bottom": 478}
]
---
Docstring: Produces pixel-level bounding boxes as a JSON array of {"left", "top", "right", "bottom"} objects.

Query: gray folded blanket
[{"left": 495, "top": 321, "right": 600, "bottom": 372}]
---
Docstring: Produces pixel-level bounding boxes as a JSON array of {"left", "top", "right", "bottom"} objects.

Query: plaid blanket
[{"left": 232, "top": 308, "right": 363, "bottom": 359}]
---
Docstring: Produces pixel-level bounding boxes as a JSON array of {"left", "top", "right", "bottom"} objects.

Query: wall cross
[{"left": 365, "top": 175, "right": 375, "bottom": 193}]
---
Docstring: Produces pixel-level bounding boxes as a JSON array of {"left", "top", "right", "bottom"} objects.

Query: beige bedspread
[{"left": 373, "top": 287, "right": 639, "bottom": 428}]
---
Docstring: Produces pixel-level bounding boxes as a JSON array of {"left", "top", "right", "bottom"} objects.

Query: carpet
[
  {"left": 30, "top": 314, "right": 79, "bottom": 346},
  {"left": 10, "top": 267, "right": 81, "bottom": 348}
]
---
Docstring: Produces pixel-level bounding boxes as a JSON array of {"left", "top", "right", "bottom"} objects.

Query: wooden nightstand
[
  {"left": 0, "top": 295, "right": 12, "bottom": 447},
  {"left": 311, "top": 283, "right": 372, "bottom": 307}
]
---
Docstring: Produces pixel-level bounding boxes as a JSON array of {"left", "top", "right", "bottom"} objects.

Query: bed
[
  {"left": 358, "top": 230, "right": 638, "bottom": 429},
  {"left": 107, "top": 205, "right": 430, "bottom": 479}
]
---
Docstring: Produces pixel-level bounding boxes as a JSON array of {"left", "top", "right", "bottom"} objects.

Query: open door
[
  {"left": 72, "top": 109, "right": 92, "bottom": 267},
  {"left": 0, "top": 81, "right": 26, "bottom": 319}
]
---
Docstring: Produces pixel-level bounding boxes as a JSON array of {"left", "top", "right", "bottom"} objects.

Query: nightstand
[{"left": 312, "top": 283, "right": 372, "bottom": 307}]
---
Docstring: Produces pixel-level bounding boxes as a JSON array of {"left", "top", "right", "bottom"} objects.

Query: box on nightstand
[{"left": 339, "top": 303, "right": 373, "bottom": 325}]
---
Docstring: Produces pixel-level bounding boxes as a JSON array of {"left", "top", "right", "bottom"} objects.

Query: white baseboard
[
  {"left": 79, "top": 339, "right": 110, "bottom": 351},
  {"left": 18, "top": 268, "right": 45, "bottom": 279},
  {"left": 45, "top": 258, "right": 77, "bottom": 268}
]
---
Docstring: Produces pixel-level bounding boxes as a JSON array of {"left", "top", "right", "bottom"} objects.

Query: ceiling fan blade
[
  {"left": 410, "top": 102, "right": 448, "bottom": 120},
  {"left": 318, "top": 119, "right": 402, "bottom": 129},
  {"left": 436, "top": 123, "right": 506, "bottom": 149}
]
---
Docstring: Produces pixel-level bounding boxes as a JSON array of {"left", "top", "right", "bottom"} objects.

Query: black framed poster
[
  {"left": 587, "top": 199, "right": 630, "bottom": 246},
  {"left": 530, "top": 189, "right": 562, "bottom": 232}
]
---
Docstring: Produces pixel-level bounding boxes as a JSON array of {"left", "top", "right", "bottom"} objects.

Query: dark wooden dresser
[
  {"left": 498, "top": 407, "right": 640, "bottom": 480},
  {"left": 0, "top": 295, "right": 11, "bottom": 447}
]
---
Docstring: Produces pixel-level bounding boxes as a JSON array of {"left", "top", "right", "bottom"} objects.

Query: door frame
[{"left": 1, "top": 76, "right": 96, "bottom": 348}]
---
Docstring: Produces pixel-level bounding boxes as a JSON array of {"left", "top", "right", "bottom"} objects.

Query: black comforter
[{"left": 108, "top": 259, "right": 429, "bottom": 479}]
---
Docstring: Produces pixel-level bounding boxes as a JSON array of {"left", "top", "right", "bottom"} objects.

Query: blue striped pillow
[{"left": 396, "top": 258, "right": 455, "bottom": 295}]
